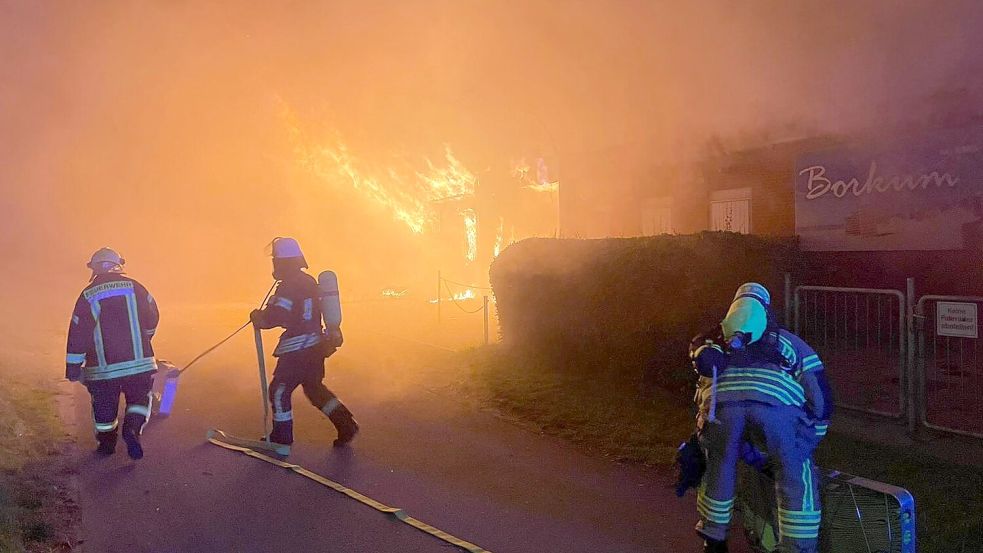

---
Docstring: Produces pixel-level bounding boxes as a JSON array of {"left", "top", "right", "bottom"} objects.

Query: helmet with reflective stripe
[
  {"left": 733, "top": 282, "right": 770, "bottom": 307},
  {"left": 271, "top": 237, "right": 304, "bottom": 259},
  {"left": 86, "top": 247, "right": 125, "bottom": 274},
  {"left": 268, "top": 237, "right": 308, "bottom": 271}
]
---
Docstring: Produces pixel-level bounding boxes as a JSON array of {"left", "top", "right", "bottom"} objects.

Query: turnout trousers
[
  {"left": 697, "top": 401, "right": 821, "bottom": 553},
  {"left": 86, "top": 372, "right": 154, "bottom": 448},
  {"left": 268, "top": 347, "right": 354, "bottom": 445}
]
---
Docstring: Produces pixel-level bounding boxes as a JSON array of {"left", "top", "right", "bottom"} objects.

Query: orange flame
[
  {"left": 494, "top": 216, "right": 504, "bottom": 257},
  {"left": 381, "top": 288, "right": 408, "bottom": 298},
  {"left": 463, "top": 208, "right": 478, "bottom": 263},
  {"left": 429, "top": 288, "right": 477, "bottom": 304},
  {"left": 284, "top": 104, "right": 477, "bottom": 234},
  {"left": 418, "top": 148, "right": 477, "bottom": 201},
  {"left": 510, "top": 157, "right": 559, "bottom": 192},
  {"left": 310, "top": 141, "right": 432, "bottom": 233}
]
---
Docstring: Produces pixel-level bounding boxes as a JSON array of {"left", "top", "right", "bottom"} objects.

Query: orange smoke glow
[{"left": 3, "top": 1, "right": 981, "bottom": 376}]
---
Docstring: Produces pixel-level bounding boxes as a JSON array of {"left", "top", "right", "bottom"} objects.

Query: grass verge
[
  {"left": 461, "top": 345, "right": 983, "bottom": 553},
  {"left": 458, "top": 346, "right": 693, "bottom": 465},
  {"left": 0, "top": 371, "right": 79, "bottom": 552}
]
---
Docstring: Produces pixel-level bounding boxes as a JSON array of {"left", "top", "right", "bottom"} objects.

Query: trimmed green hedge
[{"left": 489, "top": 232, "right": 800, "bottom": 393}]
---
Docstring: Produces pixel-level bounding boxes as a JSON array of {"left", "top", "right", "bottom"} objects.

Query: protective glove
[
  {"left": 326, "top": 327, "right": 344, "bottom": 348},
  {"left": 249, "top": 309, "right": 265, "bottom": 328},
  {"left": 739, "top": 441, "right": 774, "bottom": 478},
  {"left": 795, "top": 414, "right": 827, "bottom": 453},
  {"left": 66, "top": 364, "right": 83, "bottom": 382},
  {"left": 674, "top": 432, "right": 706, "bottom": 497}
]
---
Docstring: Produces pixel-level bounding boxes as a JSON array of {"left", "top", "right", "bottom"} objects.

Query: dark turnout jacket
[
  {"left": 254, "top": 271, "right": 325, "bottom": 357},
  {"left": 66, "top": 274, "right": 159, "bottom": 381}
]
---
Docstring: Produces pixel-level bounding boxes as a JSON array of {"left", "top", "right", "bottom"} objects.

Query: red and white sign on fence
[{"left": 937, "top": 301, "right": 979, "bottom": 339}]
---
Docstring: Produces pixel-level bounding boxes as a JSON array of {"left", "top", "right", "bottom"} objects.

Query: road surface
[{"left": 67, "top": 310, "right": 749, "bottom": 553}]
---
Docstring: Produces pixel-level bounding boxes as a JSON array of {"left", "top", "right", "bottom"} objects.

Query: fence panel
[
  {"left": 795, "top": 286, "right": 906, "bottom": 418},
  {"left": 915, "top": 296, "right": 983, "bottom": 438}
]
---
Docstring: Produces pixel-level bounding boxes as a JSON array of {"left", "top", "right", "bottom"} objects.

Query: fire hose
[
  {"left": 157, "top": 283, "right": 277, "bottom": 415},
  {"left": 195, "top": 285, "right": 491, "bottom": 552},
  {"left": 176, "top": 281, "right": 278, "bottom": 375},
  {"left": 208, "top": 437, "right": 492, "bottom": 553}
]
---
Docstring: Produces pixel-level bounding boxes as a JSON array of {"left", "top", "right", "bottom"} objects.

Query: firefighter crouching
[
  {"left": 66, "top": 248, "right": 159, "bottom": 460},
  {"left": 250, "top": 237, "right": 359, "bottom": 447},
  {"left": 693, "top": 283, "right": 833, "bottom": 553}
]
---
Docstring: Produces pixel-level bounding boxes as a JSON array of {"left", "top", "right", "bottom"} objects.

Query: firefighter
[
  {"left": 696, "top": 283, "right": 832, "bottom": 553},
  {"left": 250, "top": 237, "right": 358, "bottom": 447},
  {"left": 675, "top": 330, "right": 769, "bottom": 499},
  {"left": 66, "top": 248, "right": 159, "bottom": 459}
]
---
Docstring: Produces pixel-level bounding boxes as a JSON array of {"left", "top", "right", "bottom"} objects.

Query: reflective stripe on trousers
[
  {"left": 696, "top": 401, "right": 821, "bottom": 552},
  {"left": 87, "top": 373, "right": 154, "bottom": 440},
  {"left": 94, "top": 418, "right": 119, "bottom": 433}
]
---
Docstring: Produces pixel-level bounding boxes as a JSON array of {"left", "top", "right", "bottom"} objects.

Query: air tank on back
[{"left": 318, "top": 270, "right": 342, "bottom": 329}]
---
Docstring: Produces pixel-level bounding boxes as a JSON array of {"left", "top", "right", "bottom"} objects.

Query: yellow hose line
[{"left": 208, "top": 437, "right": 492, "bottom": 553}]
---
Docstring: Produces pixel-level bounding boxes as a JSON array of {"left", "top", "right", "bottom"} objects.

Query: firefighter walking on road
[
  {"left": 694, "top": 283, "right": 832, "bottom": 553},
  {"left": 66, "top": 248, "right": 159, "bottom": 460},
  {"left": 250, "top": 237, "right": 359, "bottom": 448}
]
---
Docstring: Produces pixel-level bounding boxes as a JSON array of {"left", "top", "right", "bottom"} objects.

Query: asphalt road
[{"left": 67, "top": 313, "right": 747, "bottom": 553}]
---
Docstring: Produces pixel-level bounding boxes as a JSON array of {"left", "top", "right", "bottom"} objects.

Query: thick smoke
[{"left": 1, "top": 1, "right": 981, "bottom": 369}]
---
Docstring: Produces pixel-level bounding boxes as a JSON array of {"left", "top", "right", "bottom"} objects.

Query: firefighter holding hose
[{"left": 249, "top": 237, "right": 359, "bottom": 447}]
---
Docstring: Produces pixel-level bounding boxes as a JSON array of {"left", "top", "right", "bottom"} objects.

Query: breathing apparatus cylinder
[
  {"left": 721, "top": 296, "right": 768, "bottom": 348},
  {"left": 318, "top": 271, "right": 343, "bottom": 346}
]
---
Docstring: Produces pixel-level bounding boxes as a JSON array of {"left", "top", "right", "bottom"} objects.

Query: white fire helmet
[
  {"left": 267, "top": 237, "right": 308, "bottom": 268},
  {"left": 86, "top": 247, "right": 125, "bottom": 274},
  {"left": 733, "top": 282, "right": 770, "bottom": 307}
]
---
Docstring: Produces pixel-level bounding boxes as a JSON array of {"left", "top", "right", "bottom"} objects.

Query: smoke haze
[{"left": 2, "top": 1, "right": 982, "bottom": 370}]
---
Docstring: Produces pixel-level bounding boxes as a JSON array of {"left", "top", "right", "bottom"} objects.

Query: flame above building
[{"left": 284, "top": 105, "right": 478, "bottom": 235}]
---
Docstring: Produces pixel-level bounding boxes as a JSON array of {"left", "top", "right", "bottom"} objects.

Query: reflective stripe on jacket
[
  {"left": 66, "top": 275, "right": 159, "bottom": 381},
  {"left": 257, "top": 272, "right": 325, "bottom": 357}
]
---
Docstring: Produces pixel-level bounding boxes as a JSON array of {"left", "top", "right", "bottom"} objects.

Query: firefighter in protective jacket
[
  {"left": 250, "top": 237, "right": 358, "bottom": 447},
  {"left": 695, "top": 283, "right": 832, "bottom": 553},
  {"left": 66, "top": 248, "right": 159, "bottom": 459}
]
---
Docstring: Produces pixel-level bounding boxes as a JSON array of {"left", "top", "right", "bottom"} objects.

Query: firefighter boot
[
  {"left": 96, "top": 432, "right": 117, "bottom": 455},
  {"left": 703, "top": 539, "right": 728, "bottom": 553},
  {"left": 268, "top": 420, "right": 294, "bottom": 446},
  {"left": 121, "top": 427, "right": 143, "bottom": 460},
  {"left": 328, "top": 403, "right": 359, "bottom": 447}
]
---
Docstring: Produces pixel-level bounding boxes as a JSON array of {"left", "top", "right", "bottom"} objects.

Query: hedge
[{"left": 489, "top": 232, "right": 800, "bottom": 393}]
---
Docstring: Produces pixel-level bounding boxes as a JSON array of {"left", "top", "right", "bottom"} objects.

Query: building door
[
  {"left": 710, "top": 187, "right": 751, "bottom": 234},
  {"left": 641, "top": 197, "right": 673, "bottom": 235}
]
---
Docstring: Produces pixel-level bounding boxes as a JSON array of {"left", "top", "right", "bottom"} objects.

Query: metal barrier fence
[
  {"left": 794, "top": 286, "right": 907, "bottom": 418},
  {"left": 739, "top": 464, "right": 916, "bottom": 553},
  {"left": 915, "top": 295, "right": 983, "bottom": 439}
]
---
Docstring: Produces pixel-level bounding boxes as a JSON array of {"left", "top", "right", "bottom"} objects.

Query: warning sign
[{"left": 937, "top": 301, "right": 979, "bottom": 339}]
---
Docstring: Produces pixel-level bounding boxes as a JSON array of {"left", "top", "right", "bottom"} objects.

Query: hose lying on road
[{"left": 208, "top": 437, "right": 492, "bottom": 553}]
